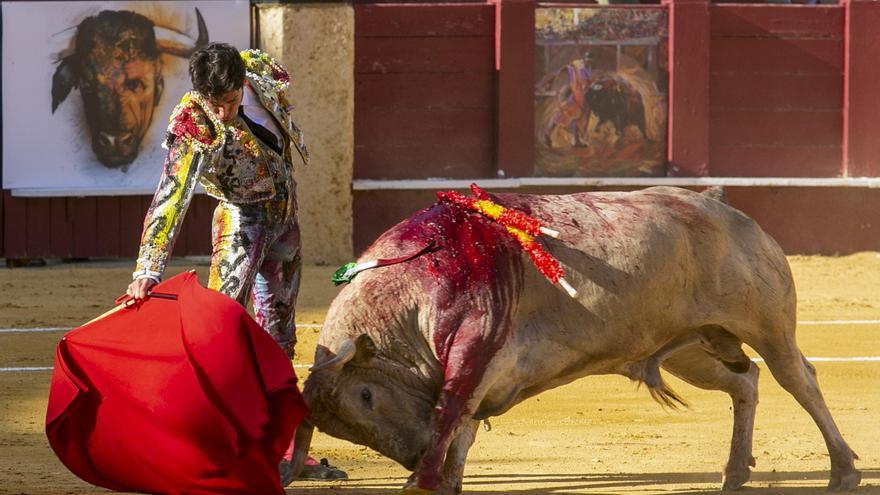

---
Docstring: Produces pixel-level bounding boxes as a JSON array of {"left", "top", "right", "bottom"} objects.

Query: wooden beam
[
  {"left": 491, "top": 0, "right": 535, "bottom": 178},
  {"left": 664, "top": 0, "right": 710, "bottom": 176},
  {"left": 843, "top": 0, "right": 880, "bottom": 177}
]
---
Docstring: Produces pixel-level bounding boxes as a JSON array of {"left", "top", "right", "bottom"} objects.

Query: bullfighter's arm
[{"left": 132, "top": 138, "right": 203, "bottom": 282}]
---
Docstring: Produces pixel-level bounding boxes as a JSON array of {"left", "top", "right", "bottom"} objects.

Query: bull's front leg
[
  {"left": 403, "top": 419, "right": 480, "bottom": 495},
  {"left": 401, "top": 392, "right": 477, "bottom": 494},
  {"left": 438, "top": 419, "right": 480, "bottom": 494},
  {"left": 402, "top": 310, "right": 510, "bottom": 494}
]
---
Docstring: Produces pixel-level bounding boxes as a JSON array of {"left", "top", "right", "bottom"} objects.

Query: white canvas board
[{"left": 2, "top": 0, "right": 250, "bottom": 193}]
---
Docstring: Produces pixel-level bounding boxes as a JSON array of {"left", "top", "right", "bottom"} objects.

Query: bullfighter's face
[{"left": 206, "top": 87, "right": 243, "bottom": 124}]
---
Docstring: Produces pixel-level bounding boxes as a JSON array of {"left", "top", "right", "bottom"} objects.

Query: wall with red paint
[
  {"left": 2, "top": 193, "right": 215, "bottom": 260},
  {"left": 709, "top": 5, "right": 844, "bottom": 177},
  {"left": 354, "top": 4, "right": 497, "bottom": 180}
]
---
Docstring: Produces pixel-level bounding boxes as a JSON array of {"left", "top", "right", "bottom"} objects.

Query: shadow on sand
[{"left": 288, "top": 469, "right": 880, "bottom": 495}]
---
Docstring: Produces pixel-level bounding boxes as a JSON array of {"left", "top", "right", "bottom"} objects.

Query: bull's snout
[
  {"left": 94, "top": 131, "right": 138, "bottom": 167},
  {"left": 98, "top": 131, "right": 134, "bottom": 150}
]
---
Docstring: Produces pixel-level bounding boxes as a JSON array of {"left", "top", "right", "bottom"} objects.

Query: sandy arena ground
[{"left": 0, "top": 255, "right": 878, "bottom": 495}]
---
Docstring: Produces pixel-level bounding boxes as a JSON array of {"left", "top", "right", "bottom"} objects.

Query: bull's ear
[
  {"left": 352, "top": 334, "right": 377, "bottom": 364},
  {"left": 51, "top": 57, "right": 77, "bottom": 113}
]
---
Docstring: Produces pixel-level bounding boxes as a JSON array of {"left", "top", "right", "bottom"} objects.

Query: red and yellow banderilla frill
[{"left": 438, "top": 184, "right": 577, "bottom": 297}]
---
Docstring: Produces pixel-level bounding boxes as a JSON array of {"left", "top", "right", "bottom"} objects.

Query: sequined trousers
[{"left": 208, "top": 194, "right": 301, "bottom": 358}]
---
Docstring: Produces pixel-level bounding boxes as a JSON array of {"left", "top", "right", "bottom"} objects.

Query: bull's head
[
  {"left": 588, "top": 79, "right": 615, "bottom": 96},
  {"left": 302, "top": 335, "right": 437, "bottom": 471},
  {"left": 51, "top": 9, "right": 208, "bottom": 169}
]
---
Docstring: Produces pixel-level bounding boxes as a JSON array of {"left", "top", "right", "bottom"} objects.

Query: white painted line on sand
[
  {"left": 799, "top": 320, "right": 880, "bottom": 325},
  {"left": 752, "top": 357, "right": 880, "bottom": 363},
  {"left": 0, "top": 327, "right": 68, "bottom": 334},
  {"left": 2, "top": 321, "right": 877, "bottom": 335},
  {"left": 0, "top": 324, "right": 323, "bottom": 334},
  {"left": 3, "top": 358, "right": 879, "bottom": 374},
  {"left": 0, "top": 363, "right": 314, "bottom": 373}
]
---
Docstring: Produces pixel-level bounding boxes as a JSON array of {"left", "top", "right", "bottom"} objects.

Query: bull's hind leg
[
  {"left": 661, "top": 345, "right": 760, "bottom": 490},
  {"left": 750, "top": 340, "right": 861, "bottom": 491}
]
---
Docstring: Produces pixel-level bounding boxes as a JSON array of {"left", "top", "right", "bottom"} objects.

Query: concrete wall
[{"left": 257, "top": 4, "right": 354, "bottom": 265}]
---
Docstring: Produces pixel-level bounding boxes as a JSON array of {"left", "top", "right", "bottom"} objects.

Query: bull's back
[
  {"left": 499, "top": 187, "right": 783, "bottom": 296},
  {"left": 481, "top": 187, "right": 793, "bottom": 404},
  {"left": 499, "top": 187, "right": 765, "bottom": 300}
]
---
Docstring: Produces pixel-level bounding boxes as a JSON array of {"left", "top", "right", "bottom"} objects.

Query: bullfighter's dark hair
[{"left": 189, "top": 42, "right": 245, "bottom": 99}]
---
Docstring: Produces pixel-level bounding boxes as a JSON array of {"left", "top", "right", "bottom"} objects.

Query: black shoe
[{"left": 299, "top": 458, "right": 348, "bottom": 480}]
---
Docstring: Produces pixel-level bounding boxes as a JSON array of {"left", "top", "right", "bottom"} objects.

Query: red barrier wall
[
  {"left": 2, "top": 192, "right": 215, "bottom": 260},
  {"left": 843, "top": 0, "right": 880, "bottom": 177},
  {"left": 665, "top": 0, "right": 710, "bottom": 176},
  {"left": 709, "top": 5, "right": 844, "bottom": 177},
  {"left": 354, "top": 3, "right": 497, "bottom": 179}
]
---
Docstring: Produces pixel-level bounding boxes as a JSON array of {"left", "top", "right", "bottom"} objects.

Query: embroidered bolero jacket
[{"left": 133, "top": 49, "right": 308, "bottom": 282}]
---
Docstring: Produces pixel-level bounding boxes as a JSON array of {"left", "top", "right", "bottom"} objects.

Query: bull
[
  {"left": 299, "top": 186, "right": 861, "bottom": 494},
  {"left": 51, "top": 9, "right": 209, "bottom": 169},
  {"left": 584, "top": 76, "right": 647, "bottom": 141}
]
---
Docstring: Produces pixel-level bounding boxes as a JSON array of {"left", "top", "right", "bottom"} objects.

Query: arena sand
[{"left": 1, "top": 254, "right": 878, "bottom": 494}]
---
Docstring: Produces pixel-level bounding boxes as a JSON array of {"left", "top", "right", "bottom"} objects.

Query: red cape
[{"left": 46, "top": 271, "right": 307, "bottom": 495}]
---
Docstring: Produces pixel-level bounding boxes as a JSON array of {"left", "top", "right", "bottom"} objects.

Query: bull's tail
[
  {"left": 647, "top": 379, "right": 688, "bottom": 410},
  {"left": 624, "top": 360, "right": 689, "bottom": 410},
  {"left": 701, "top": 186, "right": 727, "bottom": 204}
]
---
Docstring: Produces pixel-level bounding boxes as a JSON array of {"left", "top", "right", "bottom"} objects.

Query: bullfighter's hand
[{"left": 127, "top": 278, "right": 157, "bottom": 301}]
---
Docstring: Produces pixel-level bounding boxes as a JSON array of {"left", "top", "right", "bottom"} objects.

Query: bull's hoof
[
  {"left": 721, "top": 468, "right": 751, "bottom": 491},
  {"left": 827, "top": 468, "right": 861, "bottom": 492},
  {"left": 722, "top": 455, "right": 754, "bottom": 491},
  {"left": 436, "top": 481, "right": 463, "bottom": 495}
]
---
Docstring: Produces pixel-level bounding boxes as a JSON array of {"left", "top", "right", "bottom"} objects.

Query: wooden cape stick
[{"left": 82, "top": 292, "right": 178, "bottom": 326}]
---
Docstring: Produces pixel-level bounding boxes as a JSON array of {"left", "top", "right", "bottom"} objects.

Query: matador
[{"left": 126, "top": 42, "right": 345, "bottom": 484}]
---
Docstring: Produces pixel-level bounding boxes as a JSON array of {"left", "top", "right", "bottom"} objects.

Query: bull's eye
[
  {"left": 360, "top": 388, "right": 372, "bottom": 408},
  {"left": 124, "top": 78, "right": 146, "bottom": 92}
]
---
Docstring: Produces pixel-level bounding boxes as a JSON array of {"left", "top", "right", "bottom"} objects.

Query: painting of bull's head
[{"left": 51, "top": 9, "right": 208, "bottom": 169}]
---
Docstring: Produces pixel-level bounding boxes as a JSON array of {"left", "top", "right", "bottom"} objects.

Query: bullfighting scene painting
[
  {"left": 535, "top": 8, "right": 668, "bottom": 177},
  {"left": 1, "top": 1, "right": 248, "bottom": 192}
]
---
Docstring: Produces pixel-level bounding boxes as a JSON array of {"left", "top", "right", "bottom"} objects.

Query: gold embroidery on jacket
[{"left": 135, "top": 50, "right": 304, "bottom": 280}]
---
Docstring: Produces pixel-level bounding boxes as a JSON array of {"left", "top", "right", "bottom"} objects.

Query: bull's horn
[
  {"left": 155, "top": 8, "right": 208, "bottom": 58},
  {"left": 289, "top": 423, "right": 314, "bottom": 480},
  {"left": 310, "top": 339, "right": 356, "bottom": 373}
]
